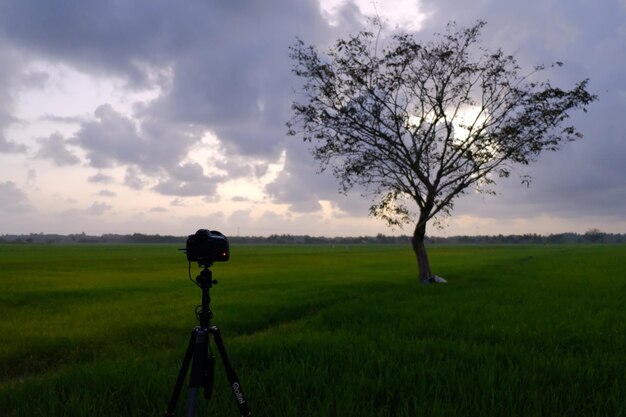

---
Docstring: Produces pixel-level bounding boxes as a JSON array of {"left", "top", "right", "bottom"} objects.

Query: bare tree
[{"left": 287, "top": 21, "right": 597, "bottom": 284}]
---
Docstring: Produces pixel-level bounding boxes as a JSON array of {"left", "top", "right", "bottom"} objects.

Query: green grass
[{"left": 1, "top": 243, "right": 625, "bottom": 416}]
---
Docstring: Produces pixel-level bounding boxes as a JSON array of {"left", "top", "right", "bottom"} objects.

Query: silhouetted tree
[
  {"left": 584, "top": 228, "right": 604, "bottom": 243},
  {"left": 288, "top": 21, "right": 597, "bottom": 283}
]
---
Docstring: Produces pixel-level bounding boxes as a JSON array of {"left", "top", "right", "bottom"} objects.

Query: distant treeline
[{"left": 1, "top": 229, "right": 625, "bottom": 244}]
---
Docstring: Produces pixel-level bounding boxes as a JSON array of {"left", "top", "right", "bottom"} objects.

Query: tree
[
  {"left": 584, "top": 228, "right": 604, "bottom": 243},
  {"left": 287, "top": 21, "right": 597, "bottom": 284}
]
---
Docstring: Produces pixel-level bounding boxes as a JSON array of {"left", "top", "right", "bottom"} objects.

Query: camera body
[{"left": 185, "top": 229, "right": 230, "bottom": 265}]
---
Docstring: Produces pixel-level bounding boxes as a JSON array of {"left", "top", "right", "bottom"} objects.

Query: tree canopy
[{"left": 288, "top": 21, "right": 597, "bottom": 283}]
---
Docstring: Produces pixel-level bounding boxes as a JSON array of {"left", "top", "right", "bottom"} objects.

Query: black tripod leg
[
  {"left": 164, "top": 331, "right": 196, "bottom": 417},
  {"left": 210, "top": 326, "right": 252, "bottom": 417},
  {"left": 186, "top": 327, "right": 210, "bottom": 417},
  {"left": 203, "top": 354, "right": 215, "bottom": 400},
  {"left": 186, "top": 388, "right": 199, "bottom": 417}
]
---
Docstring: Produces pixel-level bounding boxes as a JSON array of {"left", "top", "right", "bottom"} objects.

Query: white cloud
[{"left": 320, "top": 0, "right": 429, "bottom": 31}]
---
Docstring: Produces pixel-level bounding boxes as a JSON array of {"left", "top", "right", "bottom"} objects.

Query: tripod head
[{"left": 196, "top": 264, "right": 218, "bottom": 287}]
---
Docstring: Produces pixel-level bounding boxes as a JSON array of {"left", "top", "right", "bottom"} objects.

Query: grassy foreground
[{"left": 1, "top": 243, "right": 625, "bottom": 417}]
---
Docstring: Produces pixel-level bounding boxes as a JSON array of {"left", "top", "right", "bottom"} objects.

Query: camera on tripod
[
  {"left": 165, "top": 229, "right": 251, "bottom": 417},
  {"left": 184, "top": 229, "right": 230, "bottom": 266}
]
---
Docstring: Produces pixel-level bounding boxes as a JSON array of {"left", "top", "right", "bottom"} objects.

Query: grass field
[{"left": 1, "top": 243, "right": 625, "bottom": 417}]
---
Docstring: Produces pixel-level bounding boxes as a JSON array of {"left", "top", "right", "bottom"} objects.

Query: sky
[{"left": 0, "top": 0, "right": 624, "bottom": 238}]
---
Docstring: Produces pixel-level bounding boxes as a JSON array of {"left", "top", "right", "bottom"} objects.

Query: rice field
[{"left": 1, "top": 243, "right": 625, "bottom": 416}]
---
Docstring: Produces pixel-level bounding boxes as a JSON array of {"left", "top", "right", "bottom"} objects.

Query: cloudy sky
[{"left": 0, "top": 0, "right": 624, "bottom": 237}]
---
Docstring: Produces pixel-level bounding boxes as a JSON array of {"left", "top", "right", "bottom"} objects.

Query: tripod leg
[
  {"left": 210, "top": 326, "right": 252, "bottom": 417},
  {"left": 187, "top": 327, "right": 216, "bottom": 400},
  {"left": 186, "top": 388, "right": 199, "bottom": 417},
  {"left": 164, "top": 331, "right": 196, "bottom": 417},
  {"left": 203, "top": 354, "right": 215, "bottom": 400},
  {"left": 188, "top": 328, "right": 209, "bottom": 389},
  {"left": 186, "top": 327, "right": 210, "bottom": 416}
]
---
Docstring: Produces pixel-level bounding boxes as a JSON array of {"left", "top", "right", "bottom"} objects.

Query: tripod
[{"left": 164, "top": 266, "right": 251, "bottom": 417}]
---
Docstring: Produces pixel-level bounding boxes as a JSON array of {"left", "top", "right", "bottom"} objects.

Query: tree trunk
[{"left": 411, "top": 221, "right": 433, "bottom": 284}]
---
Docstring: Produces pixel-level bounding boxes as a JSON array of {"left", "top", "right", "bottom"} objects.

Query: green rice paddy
[{"left": 1, "top": 243, "right": 625, "bottom": 416}]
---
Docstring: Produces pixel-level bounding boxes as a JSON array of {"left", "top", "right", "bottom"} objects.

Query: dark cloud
[
  {"left": 124, "top": 166, "right": 147, "bottom": 190},
  {"left": 0, "top": 0, "right": 193, "bottom": 87},
  {"left": 0, "top": 0, "right": 352, "bottom": 207},
  {"left": 88, "top": 172, "right": 114, "bottom": 184},
  {"left": 408, "top": 0, "right": 626, "bottom": 224},
  {"left": 0, "top": 46, "right": 28, "bottom": 154},
  {"left": 152, "top": 175, "right": 222, "bottom": 197},
  {"left": 265, "top": 146, "right": 328, "bottom": 213},
  {"left": 22, "top": 0, "right": 344, "bottom": 202},
  {"left": 265, "top": 139, "right": 375, "bottom": 216},
  {"left": 26, "top": 169, "right": 37, "bottom": 186},
  {"left": 18, "top": 69, "right": 49, "bottom": 89},
  {"left": 145, "top": 1, "right": 334, "bottom": 158},
  {"left": 39, "top": 114, "right": 90, "bottom": 125},
  {"left": 0, "top": 0, "right": 624, "bottom": 233},
  {"left": 231, "top": 196, "right": 251, "bottom": 202},
  {"left": 214, "top": 157, "right": 270, "bottom": 180},
  {"left": 71, "top": 104, "right": 221, "bottom": 196},
  {"left": 0, "top": 136, "right": 27, "bottom": 153},
  {"left": 273, "top": 1, "right": 626, "bottom": 225},
  {"left": 150, "top": 161, "right": 225, "bottom": 197},
  {"left": 85, "top": 201, "right": 112, "bottom": 216},
  {"left": 170, "top": 162, "right": 209, "bottom": 183},
  {"left": 149, "top": 206, "right": 168, "bottom": 213},
  {"left": 0, "top": 0, "right": 335, "bottom": 149},
  {"left": 57, "top": 200, "right": 113, "bottom": 220},
  {"left": 95, "top": 189, "right": 116, "bottom": 197},
  {"left": 170, "top": 198, "right": 186, "bottom": 207},
  {"left": 0, "top": 181, "right": 33, "bottom": 213},
  {"left": 35, "top": 132, "right": 81, "bottom": 166},
  {"left": 71, "top": 104, "right": 150, "bottom": 169}
]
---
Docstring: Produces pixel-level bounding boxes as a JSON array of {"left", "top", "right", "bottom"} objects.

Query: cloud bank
[{"left": 0, "top": 0, "right": 624, "bottom": 235}]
